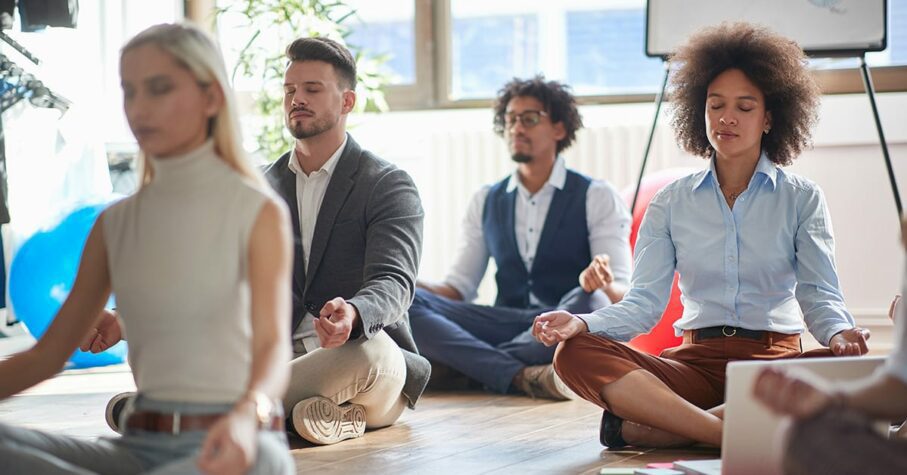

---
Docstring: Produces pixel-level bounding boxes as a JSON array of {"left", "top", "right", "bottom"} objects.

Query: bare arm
[
  {"left": 754, "top": 367, "right": 907, "bottom": 421},
  {"left": 80, "top": 308, "right": 123, "bottom": 353},
  {"left": 578, "top": 254, "right": 628, "bottom": 304},
  {"left": 839, "top": 374, "right": 907, "bottom": 420},
  {"left": 0, "top": 219, "right": 111, "bottom": 399},
  {"left": 585, "top": 180, "right": 632, "bottom": 304},
  {"left": 240, "top": 198, "right": 293, "bottom": 403},
  {"left": 604, "top": 282, "right": 628, "bottom": 304},
  {"left": 198, "top": 198, "right": 293, "bottom": 474}
]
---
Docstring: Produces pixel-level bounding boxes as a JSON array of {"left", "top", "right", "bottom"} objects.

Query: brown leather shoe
[
  {"left": 600, "top": 410, "right": 628, "bottom": 448},
  {"left": 514, "top": 365, "right": 576, "bottom": 401}
]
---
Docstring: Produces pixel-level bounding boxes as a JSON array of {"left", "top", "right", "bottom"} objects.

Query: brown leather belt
[{"left": 126, "top": 411, "right": 283, "bottom": 435}]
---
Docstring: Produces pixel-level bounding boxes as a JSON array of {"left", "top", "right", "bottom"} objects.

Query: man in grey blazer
[{"left": 262, "top": 36, "right": 429, "bottom": 445}]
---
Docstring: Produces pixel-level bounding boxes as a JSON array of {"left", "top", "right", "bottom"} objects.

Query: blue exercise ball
[{"left": 9, "top": 201, "right": 127, "bottom": 369}]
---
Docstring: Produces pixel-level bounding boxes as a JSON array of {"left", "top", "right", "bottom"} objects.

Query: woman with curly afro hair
[{"left": 531, "top": 22, "right": 871, "bottom": 449}]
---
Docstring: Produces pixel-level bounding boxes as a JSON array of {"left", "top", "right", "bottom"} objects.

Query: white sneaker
[{"left": 291, "top": 396, "right": 366, "bottom": 445}]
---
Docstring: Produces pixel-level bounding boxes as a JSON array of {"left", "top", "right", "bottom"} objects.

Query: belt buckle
[
  {"left": 172, "top": 412, "right": 181, "bottom": 436},
  {"left": 721, "top": 326, "right": 737, "bottom": 337}
]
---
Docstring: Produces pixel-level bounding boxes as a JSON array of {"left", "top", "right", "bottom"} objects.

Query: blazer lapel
[
  {"left": 269, "top": 152, "right": 307, "bottom": 296},
  {"left": 305, "top": 137, "right": 360, "bottom": 289}
]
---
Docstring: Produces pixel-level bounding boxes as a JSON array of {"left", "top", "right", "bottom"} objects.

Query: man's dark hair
[
  {"left": 492, "top": 75, "right": 583, "bottom": 155},
  {"left": 285, "top": 36, "right": 357, "bottom": 90}
]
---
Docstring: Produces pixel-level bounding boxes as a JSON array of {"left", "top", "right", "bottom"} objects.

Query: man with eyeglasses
[{"left": 409, "top": 76, "right": 632, "bottom": 400}]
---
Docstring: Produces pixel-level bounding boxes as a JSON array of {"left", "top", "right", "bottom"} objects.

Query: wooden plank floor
[{"left": 0, "top": 364, "right": 720, "bottom": 474}]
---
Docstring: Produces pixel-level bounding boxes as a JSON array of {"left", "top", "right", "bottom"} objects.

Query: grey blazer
[{"left": 263, "top": 135, "right": 430, "bottom": 408}]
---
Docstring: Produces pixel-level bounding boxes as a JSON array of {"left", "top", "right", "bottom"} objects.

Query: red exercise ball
[{"left": 621, "top": 168, "right": 697, "bottom": 355}]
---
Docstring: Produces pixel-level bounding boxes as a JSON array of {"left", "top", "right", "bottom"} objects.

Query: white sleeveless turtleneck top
[{"left": 102, "top": 140, "right": 268, "bottom": 403}]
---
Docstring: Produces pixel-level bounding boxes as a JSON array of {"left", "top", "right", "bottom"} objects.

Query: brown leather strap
[{"left": 126, "top": 410, "right": 283, "bottom": 434}]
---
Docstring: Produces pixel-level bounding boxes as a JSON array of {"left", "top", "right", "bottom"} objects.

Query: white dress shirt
[
  {"left": 444, "top": 157, "right": 632, "bottom": 304},
  {"left": 289, "top": 134, "right": 348, "bottom": 353}
]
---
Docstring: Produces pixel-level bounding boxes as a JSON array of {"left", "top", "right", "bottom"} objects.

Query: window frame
[
  {"left": 380, "top": 0, "right": 436, "bottom": 109},
  {"left": 428, "top": 0, "right": 907, "bottom": 109},
  {"left": 192, "top": 0, "right": 907, "bottom": 110}
]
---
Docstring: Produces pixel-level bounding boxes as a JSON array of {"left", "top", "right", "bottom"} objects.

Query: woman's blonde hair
[{"left": 121, "top": 23, "right": 264, "bottom": 188}]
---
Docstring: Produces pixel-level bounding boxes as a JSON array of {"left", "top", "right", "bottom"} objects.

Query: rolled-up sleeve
[{"left": 586, "top": 180, "right": 633, "bottom": 286}]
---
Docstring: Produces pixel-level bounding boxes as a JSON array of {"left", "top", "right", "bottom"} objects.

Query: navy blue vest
[{"left": 482, "top": 170, "right": 592, "bottom": 308}]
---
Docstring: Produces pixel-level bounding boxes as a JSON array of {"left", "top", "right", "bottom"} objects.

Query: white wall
[{"left": 349, "top": 92, "right": 907, "bottom": 353}]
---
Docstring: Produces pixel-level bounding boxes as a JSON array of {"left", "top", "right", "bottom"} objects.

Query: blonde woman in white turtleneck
[{"left": 0, "top": 24, "right": 295, "bottom": 475}]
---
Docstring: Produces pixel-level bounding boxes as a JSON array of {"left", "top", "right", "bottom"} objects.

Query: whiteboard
[{"left": 646, "top": 0, "right": 887, "bottom": 58}]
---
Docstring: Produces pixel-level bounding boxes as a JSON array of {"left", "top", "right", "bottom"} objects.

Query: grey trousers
[
  {"left": 784, "top": 408, "right": 907, "bottom": 475},
  {"left": 0, "top": 396, "right": 294, "bottom": 474}
]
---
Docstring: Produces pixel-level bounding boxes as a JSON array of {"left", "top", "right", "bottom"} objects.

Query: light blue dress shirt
[{"left": 579, "top": 153, "right": 854, "bottom": 346}]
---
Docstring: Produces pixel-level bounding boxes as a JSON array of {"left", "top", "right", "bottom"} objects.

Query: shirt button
[
  {"left": 529, "top": 228, "right": 533, "bottom": 233},
  {"left": 728, "top": 256, "right": 736, "bottom": 262}
]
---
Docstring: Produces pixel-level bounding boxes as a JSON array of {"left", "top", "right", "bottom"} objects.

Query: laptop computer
[{"left": 721, "top": 356, "right": 886, "bottom": 475}]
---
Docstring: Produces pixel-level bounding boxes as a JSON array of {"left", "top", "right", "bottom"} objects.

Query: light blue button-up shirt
[{"left": 579, "top": 153, "right": 854, "bottom": 346}]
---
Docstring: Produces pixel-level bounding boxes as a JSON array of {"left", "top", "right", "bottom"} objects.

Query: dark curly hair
[
  {"left": 493, "top": 75, "right": 583, "bottom": 155},
  {"left": 668, "top": 22, "right": 821, "bottom": 166}
]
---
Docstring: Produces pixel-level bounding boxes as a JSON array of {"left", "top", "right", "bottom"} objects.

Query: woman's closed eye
[
  {"left": 146, "top": 77, "right": 174, "bottom": 96},
  {"left": 148, "top": 84, "right": 173, "bottom": 96}
]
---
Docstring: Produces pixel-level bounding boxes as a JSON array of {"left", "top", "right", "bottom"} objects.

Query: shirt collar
[
  {"left": 692, "top": 150, "right": 778, "bottom": 192},
  {"left": 505, "top": 156, "right": 567, "bottom": 193},
  {"left": 753, "top": 151, "right": 778, "bottom": 190},
  {"left": 287, "top": 133, "right": 348, "bottom": 177}
]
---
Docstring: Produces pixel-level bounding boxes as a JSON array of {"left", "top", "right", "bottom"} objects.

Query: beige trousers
[{"left": 284, "top": 331, "right": 408, "bottom": 429}]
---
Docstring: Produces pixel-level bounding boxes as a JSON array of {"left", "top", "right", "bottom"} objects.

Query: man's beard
[
  {"left": 511, "top": 153, "right": 532, "bottom": 163},
  {"left": 286, "top": 114, "right": 333, "bottom": 139}
]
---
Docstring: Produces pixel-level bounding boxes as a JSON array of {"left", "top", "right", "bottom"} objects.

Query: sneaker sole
[{"left": 292, "top": 396, "right": 366, "bottom": 445}]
